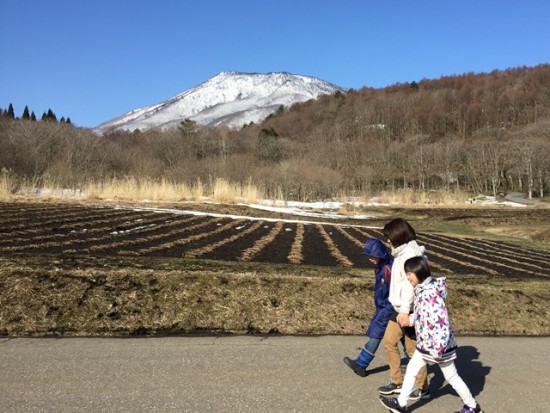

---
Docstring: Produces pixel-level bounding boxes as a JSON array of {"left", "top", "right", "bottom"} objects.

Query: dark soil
[{"left": 1, "top": 201, "right": 549, "bottom": 280}]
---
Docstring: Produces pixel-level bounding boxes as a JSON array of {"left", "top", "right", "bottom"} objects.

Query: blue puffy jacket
[{"left": 362, "top": 239, "right": 394, "bottom": 339}]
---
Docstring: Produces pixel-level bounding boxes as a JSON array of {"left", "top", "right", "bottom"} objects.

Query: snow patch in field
[
  {"left": 110, "top": 223, "right": 157, "bottom": 235},
  {"left": 243, "top": 200, "right": 372, "bottom": 220},
  {"left": 467, "top": 195, "right": 527, "bottom": 208},
  {"left": 116, "top": 205, "right": 382, "bottom": 230}
]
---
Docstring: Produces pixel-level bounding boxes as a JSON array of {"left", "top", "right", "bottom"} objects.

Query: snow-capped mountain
[{"left": 93, "top": 72, "right": 345, "bottom": 134}]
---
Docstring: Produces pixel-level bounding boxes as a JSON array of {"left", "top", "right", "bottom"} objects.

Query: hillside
[{"left": 1, "top": 64, "right": 549, "bottom": 202}]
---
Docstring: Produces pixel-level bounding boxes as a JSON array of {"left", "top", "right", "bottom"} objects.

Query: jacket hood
[
  {"left": 415, "top": 277, "right": 448, "bottom": 300},
  {"left": 362, "top": 238, "right": 391, "bottom": 262},
  {"left": 391, "top": 240, "right": 425, "bottom": 259}
]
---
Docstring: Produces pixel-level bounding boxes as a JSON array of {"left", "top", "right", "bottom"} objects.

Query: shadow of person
[
  {"left": 453, "top": 345, "right": 491, "bottom": 396},
  {"left": 364, "top": 355, "right": 409, "bottom": 376},
  {"left": 365, "top": 364, "right": 389, "bottom": 375},
  {"left": 416, "top": 345, "right": 491, "bottom": 406}
]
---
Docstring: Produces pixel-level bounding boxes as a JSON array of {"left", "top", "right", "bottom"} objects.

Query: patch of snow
[
  {"left": 467, "top": 195, "right": 527, "bottom": 208},
  {"left": 114, "top": 205, "right": 382, "bottom": 230},
  {"left": 110, "top": 223, "right": 157, "bottom": 235},
  {"left": 244, "top": 202, "right": 372, "bottom": 220}
]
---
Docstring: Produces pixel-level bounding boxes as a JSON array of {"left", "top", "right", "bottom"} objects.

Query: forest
[{"left": 1, "top": 64, "right": 549, "bottom": 202}]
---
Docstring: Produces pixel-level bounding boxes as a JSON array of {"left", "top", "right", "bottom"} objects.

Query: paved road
[{"left": 1, "top": 336, "right": 548, "bottom": 412}]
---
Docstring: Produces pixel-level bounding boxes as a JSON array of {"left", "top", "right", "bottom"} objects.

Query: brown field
[{"left": 0, "top": 201, "right": 549, "bottom": 337}]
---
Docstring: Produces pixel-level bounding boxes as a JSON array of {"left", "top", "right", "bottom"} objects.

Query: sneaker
[
  {"left": 378, "top": 381, "right": 402, "bottom": 395},
  {"left": 454, "top": 404, "right": 483, "bottom": 413},
  {"left": 343, "top": 356, "right": 367, "bottom": 377},
  {"left": 379, "top": 396, "right": 409, "bottom": 412},
  {"left": 409, "top": 387, "right": 431, "bottom": 401}
]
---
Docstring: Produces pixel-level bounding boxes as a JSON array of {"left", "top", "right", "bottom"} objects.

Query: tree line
[
  {"left": 1, "top": 103, "right": 72, "bottom": 124},
  {"left": 1, "top": 64, "right": 549, "bottom": 201}
]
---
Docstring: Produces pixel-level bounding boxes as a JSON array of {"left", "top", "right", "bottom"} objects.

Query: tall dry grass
[
  {"left": 373, "top": 189, "right": 470, "bottom": 206},
  {"left": 83, "top": 178, "right": 196, "bottom": 202},
  {"left": 211, "top": 178, "right": 264, "bottom": 204},
  {"left": 1, "top": 176, "right": 266, "bottom": 205},
  {"left": 1, "top": 173, "right": 472, "bottom": 207},
  {"left": 83, "top": 177, "right": 265, "bottom": 204},
  {"left": 0, "top": 169, "right": 17, "bottom": 201}
]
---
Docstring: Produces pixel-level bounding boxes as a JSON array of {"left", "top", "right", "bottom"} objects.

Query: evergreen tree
[
  {"left": 257, "top": 127, "right": 284, "bottom": 162},
  {"left": 30, "top": 111, "right": 36, "bottom": 121},
  {"left": 60, "top": 116, "right": 66, "bottom": 123},
  {"left": 45, "top": 108, "right": 57, "bottom": 122},
  {"left": 6, "top": 103, "right": 15, "bottom": 119},
  {"left": 66, "top": 117, "right": 71, "bottom": 125},
  {"left": 22, "top": 105, "right": 30, "bottom": 120}
]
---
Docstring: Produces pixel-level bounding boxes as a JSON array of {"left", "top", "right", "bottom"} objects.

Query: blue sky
[{"left": 1, "top": 0, "right": 549, "bottom": 128}]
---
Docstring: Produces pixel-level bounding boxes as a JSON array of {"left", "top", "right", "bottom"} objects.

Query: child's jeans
[
  {"left": 398, "top": 350, "right": 477, "bottom": 408},
  {"left": 364, "top": 337, "right": 381, "bottom": 354}
]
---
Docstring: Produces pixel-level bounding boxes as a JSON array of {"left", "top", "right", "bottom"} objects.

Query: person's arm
[{"left": 396, "top": 280, "right": 415, "bottom": 327}]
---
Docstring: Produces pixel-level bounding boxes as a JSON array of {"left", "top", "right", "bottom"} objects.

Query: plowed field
[{"left": 1, "top": 202, "right": 548, "bottom": 280}]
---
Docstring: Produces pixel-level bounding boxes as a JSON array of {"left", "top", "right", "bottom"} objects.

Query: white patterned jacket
[{"left": 410, "top": 277, "right": 458, "bottom": 363}]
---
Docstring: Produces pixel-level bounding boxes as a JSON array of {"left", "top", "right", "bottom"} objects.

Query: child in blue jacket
[{"left": 344, "top": 238, "right": 394, "bottom": 377}]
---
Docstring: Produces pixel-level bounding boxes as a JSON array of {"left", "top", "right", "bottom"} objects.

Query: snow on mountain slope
[{"left": 93, "top": 72, "right": 345, "bottom": 134}]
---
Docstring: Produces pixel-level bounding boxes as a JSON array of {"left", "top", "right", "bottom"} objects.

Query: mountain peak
[{"left": 94, "top": 72, "right": 344, "bottom": 134}]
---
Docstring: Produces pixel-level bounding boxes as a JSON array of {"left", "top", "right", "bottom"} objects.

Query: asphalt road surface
[{"left": 1, "top": 336, "right": 548, "bottom": 412}]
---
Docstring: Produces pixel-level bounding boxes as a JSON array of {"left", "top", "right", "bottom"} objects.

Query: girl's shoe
[
  {"left": 379, "top": 396, "right": 409, "bottom": 413},
  {"left": 454, "top": 404, "right": 483, "bottom": 413}
]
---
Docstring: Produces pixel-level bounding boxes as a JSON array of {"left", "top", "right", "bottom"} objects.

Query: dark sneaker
[
  {"left": 378, "top": 382, "right": 402, "bottom": 395},
  {"left": 454, "top": 404, "right": 483, "bottom": 413},
  {"left": 409, "top": 387, "right": 431, "bottom": 401},
  {"left": 379, "top": 396, "right": 409, "bottom": 412},
  {"left": 343, "top": 356, "right": 367, "bottom": 377}
]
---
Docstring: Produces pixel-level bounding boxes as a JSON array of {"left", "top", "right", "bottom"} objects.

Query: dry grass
[
  {"left": 287, "top": 223, "right": 305, "bottom": 264},
  {"left": 2, "top": 254, "right": 548, "bottom": 337},
  {"left": 211, "top": 178, "right": 264, "bottom": 204},
  {"left": 0, "top": 173, "right": 485, "bottom": 208},
  {"left": 83, "top": 177, "right": 193, "bottom": 202},
  {"left": 2, "top": 176, "right": 266, "bottom": 205},
  {"left": 0, "top": 169, "right": 18, "bottom": 200},
  {"left": 374, "top": 189, "right": 470, "bottom": 206}
]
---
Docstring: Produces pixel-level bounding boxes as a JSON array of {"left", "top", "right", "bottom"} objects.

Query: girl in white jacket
[{"left": 378, "top": 218, "right": 429, "bottom": 398}]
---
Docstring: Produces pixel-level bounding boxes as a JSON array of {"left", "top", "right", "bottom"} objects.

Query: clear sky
[{"left": 1, "top": 0, "right": 549, "bottom": 128}]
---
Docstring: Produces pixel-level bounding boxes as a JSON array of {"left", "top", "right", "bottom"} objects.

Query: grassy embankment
[{"left": 1, "top": 251, "right": 549, "bottom": 337}]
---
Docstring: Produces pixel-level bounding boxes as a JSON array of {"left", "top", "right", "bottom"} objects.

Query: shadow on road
[{"left": 429, "top": 345, "right": 491, "bottom": 398}]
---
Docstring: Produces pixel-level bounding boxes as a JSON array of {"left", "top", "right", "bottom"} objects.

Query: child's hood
[
  {"left": 417, "top": 277, "right": 448, "bottom": 300},
  {"left": 362, "top": 238, "right": 391, "bottom": 262}
]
